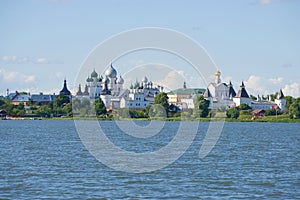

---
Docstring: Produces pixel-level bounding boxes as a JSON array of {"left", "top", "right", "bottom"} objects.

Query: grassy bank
[{"left": 2, "top": 114, "right": 300, "bottom": 123}]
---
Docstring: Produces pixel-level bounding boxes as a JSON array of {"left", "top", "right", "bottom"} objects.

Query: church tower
[
  {"left": 215, "top": 70, "right": 221, "bottom": 84},
  {"left": 275, "top": 89, "right": 286, "bottom": 110},
  {"left": 59, "top": 79, "right": 71, "bottom": 97},
  {"left": 233, "top": 81, "right": 251, "bottom": 107}
]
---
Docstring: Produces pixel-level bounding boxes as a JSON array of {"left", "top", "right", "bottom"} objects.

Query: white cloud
[
  {"left": 0, "top": 55, "right": 62, "bottom": 64},
  {"left": 259, "top": 0, "right": 271, "bottom": 4},
  {"left": 283, "top": 83, "right": 300, "bottom": 97},
  {"left": 156, "top": 70, "right": 186, "bottom": 91},
  {"left": 258, "top": 0, "right": 286, "bottom": 5},
  {"left": 25, "top": 75, "right": 36, "bottom": 83},
  {"left": 268, "top": 77, "right": 283, "bottom": 85},
  {"left": 36, "top": 58, "right": 49, "bottom": 64},
  {"left": 244, "top": 75, "right": 285, "bottom": 96},
  {"left": 0, "top": 68, "right": 37, "bottom": 94}
]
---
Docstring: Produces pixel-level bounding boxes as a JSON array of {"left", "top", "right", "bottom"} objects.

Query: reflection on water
[{"left": 0, "top": 121, "right": 299, "bottom": 199}]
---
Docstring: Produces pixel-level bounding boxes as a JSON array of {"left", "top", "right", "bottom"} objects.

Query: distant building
[
  {"left": 275, "top": 89, "right": 286, "bottom": 110},
  {"left": 59, "top": 79, "right": 71, "bottom": 97},
  {"left": 31, "top": 93, "right": 55, "bottom": 105},
  {"left": 7, "top": 91, "right": 30, "bottom": 105},
  {"left": 75, "top": 64, "right": 162, "bottom": 110},
  {"left": 252, "top": 109, "right": 266, "bottom": 117},
  {"left": 203, "top": 71, "right": 286, "bottom": 111},
  {"left": 0, "top": 109, "right": 7, "bottom": 119},
  {"left": 166, "top": 84, "right": 205, "bottom": 110},
  {"left": 205, "top": 71, "right": 237, "bottom": 109},
  {"left": 233, "top": 82, "right": 252, "bottom": 107},
  {"left": 167, "top": 87, "right": 205, "bottom": 104}
]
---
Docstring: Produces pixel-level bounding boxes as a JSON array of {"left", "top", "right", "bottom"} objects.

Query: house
[
  {"left": 8, "top": 92, "right": 30, "bottom": 105},
  {"left": 120, "top": 92, "right": 150, "bottom": 109},
  {"left": 31, "top": 93, "right": 55, "bottom": 105},
  {"left": 0, "top": 109, "right": 7, "bottom": 119},
  {"left": 168, "top": 88, "right": 205, "bottom": 104},
  {"left": 252, "top": 109, "right": 265, "bottom": 118}
]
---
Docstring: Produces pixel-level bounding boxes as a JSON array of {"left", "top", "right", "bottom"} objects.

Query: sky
[{"left": 0, "top": 0, "right": 299, "bottom": 97}]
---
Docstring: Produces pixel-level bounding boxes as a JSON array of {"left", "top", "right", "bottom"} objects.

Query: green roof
[
  {"left": 167, "top": 88, "right": 205, "bottom": 95},
  {"left": 91, "top": 70, "right": 98, "bottom": 77}
]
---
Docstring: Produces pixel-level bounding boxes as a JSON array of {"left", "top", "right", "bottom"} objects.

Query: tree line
[{"left": 1, "top": 92, "right": 300, "bottom": 119}]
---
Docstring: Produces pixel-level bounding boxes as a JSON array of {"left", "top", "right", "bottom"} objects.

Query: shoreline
[{"left": 2, "top": 115, "right": 300, "bottom": 123}]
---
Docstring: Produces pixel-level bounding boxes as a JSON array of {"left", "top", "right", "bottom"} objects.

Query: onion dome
[
  {"left": 102, "top": 76, "right": 110, "bottom": 84},
  {"left": 91, "top": 69, "right": 98, "bottom": 78},
  {"left": 117, "top": 75, "right": 124, "bottom": 84},
  {"left": 59, "top": 79, "right": 71, "bottom": 96},
  {"left": 86, "top": 76, "right": 93, "bottom": 82},
  {"left": 105, "top": 64, "right": 117, "bottom": 78}
]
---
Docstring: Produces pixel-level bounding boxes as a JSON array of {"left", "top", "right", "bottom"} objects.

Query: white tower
[
  {"left": 275, "top": 89, "right": 286, "bottom": 110},
  {"left": 215, "top": 70, "right": 221, "bottom": 84}
]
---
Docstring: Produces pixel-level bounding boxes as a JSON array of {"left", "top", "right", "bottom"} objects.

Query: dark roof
[
  {"left": 83, "top": 85, "right": 89, "bottom": 96},
  {"left": 31, "top": 94, "right": 55, "bottom": 102},
  {"left": 168, "top": 88, "right": 206, "bottom": 95},
  {"left": 60, "top": 80, "right": 71, "bottom": 96},
  {"left": 277, "top": 89, "right": 284, "bottom": 99},
  {"left": 0, "top": 109, "right": 7, "bottom": 114},
  {"left": 76, "top": 84, "right": 83, "bottom": 96},
  {"left": 235, "top": 81, "right": 249, "bottom": 98},
  {"left": 228, "top": 81, "right": 236, "bottom": 97},
  {"left": 252, "top": 109, "right": 265, "bottom": 115},
  {"left": 203, "top": 88, "right": 212, "bottom": 98}
]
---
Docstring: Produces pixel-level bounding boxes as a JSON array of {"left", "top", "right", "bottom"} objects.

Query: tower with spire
[
  {"left": 275, "top": 89, "right": 286, "bottom": 110},
  {"left": 215, "top": 70, "right": 221, "bottom": 84},
  {"left": 233, "top": 81, "right": 251, "bottom": 107},
  {"left": 59, "top": 79, "right": 71, "bottom": 97}
]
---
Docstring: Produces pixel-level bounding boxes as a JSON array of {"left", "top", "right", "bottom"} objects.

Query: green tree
[
  {"left": 54, "top": 94, "right": 70, "bottom": 107},
  {"left": 194, "top": 96, "right": 210, "bottom": 118},
  {"left": 79, "top": 98, "right": 92, "bottom": 117},
  {"left": 289, "top": 102, "right": 300, "bottom": 119},
  {"left": 94, "top": 97, "right": 107, "bottom": 116},
  {"left": 154, "top": 92, "right": 169, "bottom": 112},
  {"left": 62, "top": 103, "right": 72, "bottom": 117},
  {"left": 265, "top": 109, "right": 282, "bottom": 116},
  {"left": 239, "top": 104, "right": 252, "bottom": 110},
  {"left": 0, "top": 99, "right": 5, "bottom": 108},
  {"left": 284, "top": 96, "right": 294, "bottom": 110},
  {"left": 226, "top": 108, "right": 240, "bottom": 119},
  {"left": 36, "top": 105, "right": 52, "bottom": 117}
]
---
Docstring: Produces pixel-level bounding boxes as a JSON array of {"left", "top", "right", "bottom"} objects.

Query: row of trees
[{"left": 0, "top": 94, "right": 107, "bottom": 118}]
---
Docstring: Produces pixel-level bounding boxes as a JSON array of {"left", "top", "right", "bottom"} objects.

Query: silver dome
[{"left": 105, "top": 64, "right": 117, "bottom": 78}]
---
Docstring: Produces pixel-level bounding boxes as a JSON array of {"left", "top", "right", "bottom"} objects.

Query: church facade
[
  {"left": 203, "top": 71, "right": 286, "bottom": 111},
  {"left": 75, "top": 64, "right": 162, "bottom": 110}
]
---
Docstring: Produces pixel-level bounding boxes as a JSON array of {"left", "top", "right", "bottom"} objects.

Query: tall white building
[
  {"left": 275, "top": 89, "right": 286, "bottom": 110},
  {"left": 233, "top": 82, "right": 252, "bottom": 107},
  {"left": 205, "top": 71, "right": 236, "bottom": 109},
  {"left": 75, "top": 65, "right": 162, "bottom": 110}
]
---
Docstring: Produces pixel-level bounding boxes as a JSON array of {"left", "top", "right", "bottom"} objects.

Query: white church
[
  {"left": 75, "top": 64, "right": 162, "bottom": 110},
  {"left": 203, "top": 71, "right": 286, "bottom": 111}
]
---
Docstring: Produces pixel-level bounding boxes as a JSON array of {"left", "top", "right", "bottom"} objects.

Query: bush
[{"left": 226, "top": 108, "right": 240, "bottom": 119}]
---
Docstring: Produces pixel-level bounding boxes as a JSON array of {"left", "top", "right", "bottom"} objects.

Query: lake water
[{"left": 0, "top": 120, "right": 299, "bottom": 199}]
